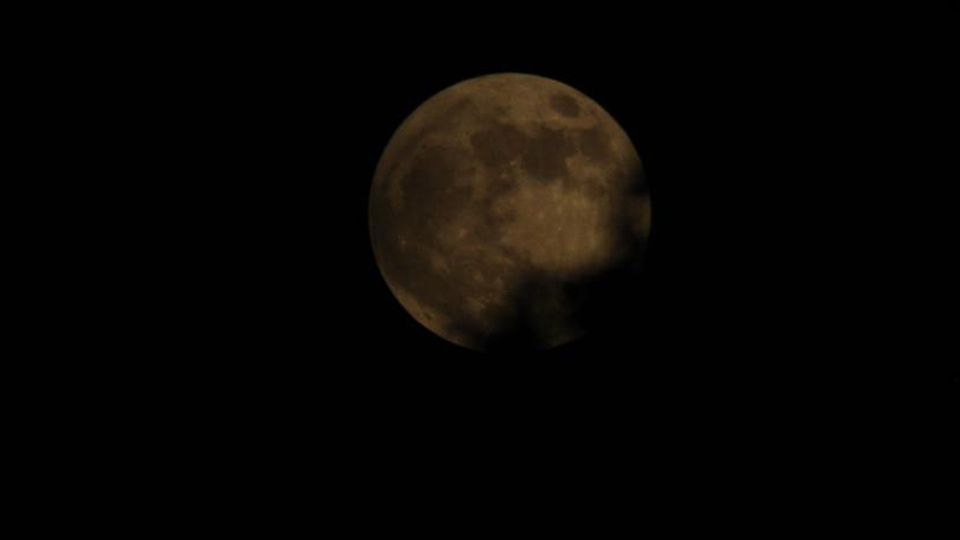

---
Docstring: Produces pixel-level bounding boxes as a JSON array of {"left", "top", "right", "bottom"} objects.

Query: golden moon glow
[{"left": 369, "top": 73, "right": 651, "bottom": 351}]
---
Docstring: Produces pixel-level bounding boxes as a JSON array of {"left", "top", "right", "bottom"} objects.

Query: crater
[
  {"left": 579, "top": 124, "right": 613, "bottom": 162},
  {"left": 550, "top": 93, "right": 580, "bottom": 117},
  {"left": 470, "top": 123, "right": 526, "bottom": 170},
  {"left": 399, "top": 146, "right": 472, "bottom": 235},
  {"left": 521, "top": 127, "right": 574, "bottom": 181}
]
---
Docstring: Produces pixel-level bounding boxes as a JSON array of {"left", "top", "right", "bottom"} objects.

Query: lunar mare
[{"left": 369, "top": 73, "right": 651, "bottom": 351}]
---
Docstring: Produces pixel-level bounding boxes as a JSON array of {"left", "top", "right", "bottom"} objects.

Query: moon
[{"left": 369, "top": 73, "right": 651, "bottom": 351}]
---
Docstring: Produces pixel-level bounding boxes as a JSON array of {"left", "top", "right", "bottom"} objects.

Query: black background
[
  {"left": 174, "top": 30, "right": 751, "bottom": 404},
  {"left": 126, "top": 10, "right": 954, "bottom": 448},
  {"left": 21, "top": 7, "right": 951, "bottom": 522}
]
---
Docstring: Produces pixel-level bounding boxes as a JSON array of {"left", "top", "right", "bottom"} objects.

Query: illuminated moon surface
[{"left": 369, "top": 73, "right": 651, "bottom": 351}]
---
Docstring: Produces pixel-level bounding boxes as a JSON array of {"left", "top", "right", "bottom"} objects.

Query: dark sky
[
  {"left": 20, "top": 7, "right": 950, "bottom": 523},
  {"left": 143, "top": 10, "right": 951, "bottom": 432}
]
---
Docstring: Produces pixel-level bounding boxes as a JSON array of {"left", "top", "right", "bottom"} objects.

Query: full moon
[{"left": 369, "top": 73, "right": 651, "bottom": 351}]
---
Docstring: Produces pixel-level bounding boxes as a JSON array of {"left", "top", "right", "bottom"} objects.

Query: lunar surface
[{"left": 369, "top": 73, "right": 651, "bottom": 351}]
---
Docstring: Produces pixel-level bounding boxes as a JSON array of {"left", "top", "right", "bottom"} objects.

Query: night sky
[{"left": 142, "top": 10, "right": 950, "bottom": 435}]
